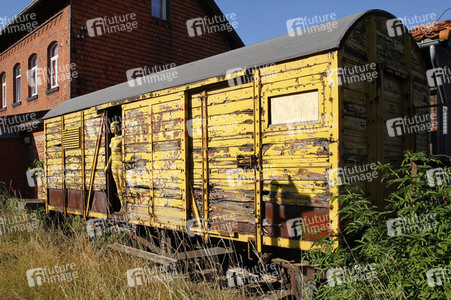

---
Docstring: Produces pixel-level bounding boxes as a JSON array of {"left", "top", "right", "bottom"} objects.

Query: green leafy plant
[
  {"left": 32, "top": 159, "right": 44, "bottom": 170},
  {"left": 303, "top": 151, "right": 451, "bottom": 299}
]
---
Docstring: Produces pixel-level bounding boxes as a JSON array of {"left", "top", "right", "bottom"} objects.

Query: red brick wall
[
  {"left": 0, "top": 137, "right": 34, "bottom": 198},
  {"left": 0, "top": 6, "right": 71, "bottom": 199},
  {"left": 0, "top": 0, "right": 239, "bottom": 199},
  {"left": 0, "top": 6, "right": 71, "bottom": 117},
  {"left": 26, "top": 131, "right": 45, "bottom": 200},
  {"left": 70, "top": 0, "right": 235, "bottom": 96},
  {"left": 31, "top": 131, "right": 45, "bottom": 161},
  {"left": 0, "top": 0, "right": 236, "bottom": 115},
  {"left": 0, "top": 131, "right": 45, "bottom": 199}
]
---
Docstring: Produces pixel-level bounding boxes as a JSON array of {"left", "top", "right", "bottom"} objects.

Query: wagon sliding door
[
  {"left": 122, "top": 103, "right": 152, "bottom": 221},
  {"left": 188, "top": 83, "right": 257, "bottom": 241},
  {"left": 149, "top": 95, "right": 187, "bottom": 228},
  {"left": 261, "top": 80, "right": 333, "bottom": 245},
  {"left": 122, "top": 95, "right": 187, "bottom": 228}
]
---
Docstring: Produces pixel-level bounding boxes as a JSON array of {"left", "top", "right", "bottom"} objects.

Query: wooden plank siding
[
  {"left": 44, "top": 12, "right": 428, "bottom": 252},
  {"left": 339, "top": 15, "right": 428, "bottom": 208}
]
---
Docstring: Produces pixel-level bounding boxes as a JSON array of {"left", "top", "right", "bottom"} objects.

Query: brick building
[
  {"left": 411, "top": 21, "right": 451, "bottom": 157},
  {"left": 0, "top": 0, "right": 243, "bottom": 198}
]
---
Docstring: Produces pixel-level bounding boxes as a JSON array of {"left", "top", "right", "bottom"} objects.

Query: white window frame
[
  {"left": 50, "top": 44, "right": 58, "bottom": 88},
  {"left": 15, "top": 65, "right": 21, "bottom": 103},
  {"left": 30, "top": 56, "right": 38, "bottom": 96},
  {"left": 1, "top": 74, "right": 6, "bottom": 108}
]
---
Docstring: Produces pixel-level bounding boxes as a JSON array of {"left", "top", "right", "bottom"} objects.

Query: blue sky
[{"left": 1, "top": 0, "right": 450, "bottom": 45}]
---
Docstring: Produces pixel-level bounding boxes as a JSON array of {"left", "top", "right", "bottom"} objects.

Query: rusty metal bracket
[
  {"left": 272, "top": 258, "right": 319, "bottom": 299},
  {"left": 237, "top": 154, "right": 257, "bottom": 169}
]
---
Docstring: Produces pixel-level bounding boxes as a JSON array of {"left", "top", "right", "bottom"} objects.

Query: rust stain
[
  {"left": 262, "top": 144, "right": 273, "bottom": 155},
  {"left": 239, "top": 144, "right": 254, "bottom": 151}
]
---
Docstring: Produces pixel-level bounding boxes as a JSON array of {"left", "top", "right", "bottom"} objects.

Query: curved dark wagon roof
[{"left": 43, "top": 9, "right": 395, "bottom": 120}]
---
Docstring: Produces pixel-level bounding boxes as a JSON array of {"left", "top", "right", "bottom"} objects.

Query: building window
[
  {"left": 1, "top": 73, "right": 6, "bottom": 108},
  {"left": 152, "top": 0, "right": 169, "bottom": 20},
  {"left": 29, "top": 55, "right": 38, "bottom": 97},
  {"left": 14, "top": 64, "right": 21, "bottom": 103},
  {"left": 49, "top": 43, "right": 58, "bottom": 88}
]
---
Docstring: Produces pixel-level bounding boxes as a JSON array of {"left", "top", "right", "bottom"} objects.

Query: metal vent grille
[{"left": 62, "top": 127, "right": 81, "bottom": 149}]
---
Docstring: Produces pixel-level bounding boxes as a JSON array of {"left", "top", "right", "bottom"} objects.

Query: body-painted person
[{"left": 104, "top": 121, "right": 125, "bottom": 212}]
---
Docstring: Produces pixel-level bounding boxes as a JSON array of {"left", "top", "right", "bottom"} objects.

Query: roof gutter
[{"left": 417, "top": 39, "right": 440, "bottom": 48}]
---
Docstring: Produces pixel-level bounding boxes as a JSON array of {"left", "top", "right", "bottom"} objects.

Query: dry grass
[{"left": 0, "top": 200, "right": 282, "bottom": 300}]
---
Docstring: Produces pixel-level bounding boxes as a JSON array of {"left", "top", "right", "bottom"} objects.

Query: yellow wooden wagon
[{"left": 43, "top": 9, "right": 428, "bottom": 277}]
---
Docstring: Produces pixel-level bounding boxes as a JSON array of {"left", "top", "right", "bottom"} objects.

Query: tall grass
[
  {"left": 0, "top": 193, "right": 282, "bottom": 299},
  {"left": 4, "top": 152, "right": 447, "bottom": 299},
  {"left": 0, "top": 206, "right": 245, "bottom": 299}
]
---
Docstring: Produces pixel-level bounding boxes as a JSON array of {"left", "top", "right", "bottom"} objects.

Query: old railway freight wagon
[{"left": 43, "top": 9, "right": 428, "bottom": 277}]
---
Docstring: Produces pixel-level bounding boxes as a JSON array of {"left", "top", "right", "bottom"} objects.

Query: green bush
[{"left": 303, "top": 151, "right": 451, "bottom": 299}]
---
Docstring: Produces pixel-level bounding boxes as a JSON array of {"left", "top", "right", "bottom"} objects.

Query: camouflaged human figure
[{"left": 104, "top": 121, "right": 125, "bottom": 212}]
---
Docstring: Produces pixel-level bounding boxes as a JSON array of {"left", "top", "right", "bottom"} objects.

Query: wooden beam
[
  {"left": 44, "top": 120, "right": 48, "bottom": 214},
  {"left": 85, "top": 112, "right": 105, "bottom": 217},
  {"left": 61, "top": 116, "right": 66, "bottom": 217},
  {"left": 201, "top": 91, "right": 209, "bottom": 241},
  {"left": 126, "top": 231, "right": 162, "bottom": 255},
  {"left": 365, "top": 18, "right": 382, "bottom": 207},
  {"left": 81, "top": 111, "right": 86, "bottom": 219},
  {"left": 175, "top": 247, "right": 233, "bottom": 260},
  {"left": 181, "top": 92, "right": 189, "bottom": 226},
  {"left": 108, "top": 243, "right": 177, "bottom": 266}
]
